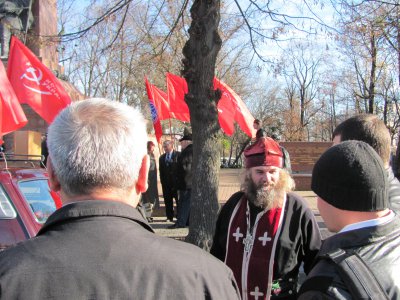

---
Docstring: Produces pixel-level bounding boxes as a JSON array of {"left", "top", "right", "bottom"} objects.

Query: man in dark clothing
[
  {"left": 252, "top": 119, "right": 291, "bottom": 173},
  {"left": 170, "top": 127, "right": 193, "bottom": 228},
  {"left": 332, "top": 114, "right": 400, "bottom": 212},
  {"left": 159, "top": 139, "right": 180, "bottom": 222},
  {"left": 298, "top": 141, "right": 400, "bottom": 299},
  {"left": 40, "top": 133, "right": 48, "bottom": 168},
  {"left": 211, "top": 137, "right": 321, "bottom": 300},
  {"left": 0, "top": 99, "right": 241, "bottom": 300},
  {"left": 253, "top": 118, "right": 266, "bottom": 140}
]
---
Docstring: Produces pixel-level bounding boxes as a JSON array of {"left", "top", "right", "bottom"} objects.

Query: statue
[{"left": 0, "top": 0, "right": 34, "bottom": 57}]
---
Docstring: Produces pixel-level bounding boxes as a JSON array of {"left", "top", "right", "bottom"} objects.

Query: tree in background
[{"left": 54, "top": 0, "right": 400, "bottom": 246}]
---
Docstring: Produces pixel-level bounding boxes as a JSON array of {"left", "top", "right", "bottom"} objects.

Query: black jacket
[
  {"left": 298, "top": 214, "right": 400, "bottom": 299},
  {"left": 388, "top": 168, "right": 400, "bottom": 212},
  {"left": 0, "top": 200, "right": 240, "bottom": 299},
  {"left": 177, "top": 144, "right": 193, "bottom": 190},
  {"left": 159, "top": 150, "right": 180, "bottom": 191},
  {"left": 211, "top": 192, "right": 321, "bottom": 299}
]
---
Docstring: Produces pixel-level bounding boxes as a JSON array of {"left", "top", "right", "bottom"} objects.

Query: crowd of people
[
  {"left": 142, "top": 127, "right": 193, "bottom": 228},
  {"left": 0, "top": 98, "right": 399, "bottom": 299}
]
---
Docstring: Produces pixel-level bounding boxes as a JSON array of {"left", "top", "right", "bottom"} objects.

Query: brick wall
[
  {"left": 28, "top": 0, "right": 60, "bottom": 73},
  {"left": 281, "top": 142, "right": 332, "bottom": 190}
]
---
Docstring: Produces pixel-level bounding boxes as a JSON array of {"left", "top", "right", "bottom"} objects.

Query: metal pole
[{"left": 23, "top": 0, "right": 34, "bottom": 44}]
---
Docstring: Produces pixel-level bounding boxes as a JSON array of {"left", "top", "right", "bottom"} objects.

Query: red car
[{"left": 0, "top": 154, "right": 61, "bottom": 250}]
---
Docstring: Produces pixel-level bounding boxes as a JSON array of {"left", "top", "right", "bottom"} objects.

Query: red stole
[{"left": 225, "top": 195, "right": 285, "bottom": 300}]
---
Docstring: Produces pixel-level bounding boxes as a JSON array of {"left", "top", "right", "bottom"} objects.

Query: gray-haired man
[{"left": 0, "top": 98, "right": 240, "bottom": 299}]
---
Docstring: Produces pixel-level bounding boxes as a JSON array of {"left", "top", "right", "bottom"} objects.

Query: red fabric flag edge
[
  {"left": 145, "top": 77, "right": 163, "bottom": 143},
  {"left": 0, "top": 60, "right": 27, "bottom": 140}
]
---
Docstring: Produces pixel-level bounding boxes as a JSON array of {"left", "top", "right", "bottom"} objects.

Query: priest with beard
[{"left": 211, "top": 137, "right": 321, "bottom": 300}]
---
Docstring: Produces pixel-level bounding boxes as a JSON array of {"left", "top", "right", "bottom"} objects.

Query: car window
[
  {"left": 18, "top": 180, "right": 57, "bottom": 223},
  {"left": 0, "top": 185, "right": 17, "bottom": 219}
]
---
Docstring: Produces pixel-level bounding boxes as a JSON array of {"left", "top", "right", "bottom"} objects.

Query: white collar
[{"left": 339, "top": 210, "right": 395, "bottom": 233}]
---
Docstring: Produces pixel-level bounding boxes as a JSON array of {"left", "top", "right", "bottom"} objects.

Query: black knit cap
[{"left": 312, "top": 140, "right": 388, "bottom": 212}]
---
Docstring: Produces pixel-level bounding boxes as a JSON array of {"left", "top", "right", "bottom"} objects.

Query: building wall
[
  {"left": 27, "top": 0, "right": 60, "bottom": 73},
  {"left": 281, "top": 142, "right": 332, "bottom": 190}
]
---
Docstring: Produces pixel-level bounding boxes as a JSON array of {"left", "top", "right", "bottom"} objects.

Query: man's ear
[
  {"left": 136, "top": 154, "right": 149, "bottom": 194},
  {"left": 47, "top": 158, "right": 61, "bottom": 192}
]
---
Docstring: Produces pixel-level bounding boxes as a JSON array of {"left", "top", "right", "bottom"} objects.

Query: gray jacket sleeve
[{"left": 388, "top": 168, "right": 400, "bottom": 212}]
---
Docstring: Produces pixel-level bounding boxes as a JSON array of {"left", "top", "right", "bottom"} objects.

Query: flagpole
[
  {"left": 166, "top": 76, "right": 173, "bottom": 144},
  {"left": 168, "top": 118, "right": 173, "bottom": 141},
  {"left": 24, "top": 0, "right": 34, "bottom": 44}
]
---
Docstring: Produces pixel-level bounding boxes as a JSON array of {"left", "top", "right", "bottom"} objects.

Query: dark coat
[
  {"left": 141, "top": 152, "right": 159, "bottom": 206},
  {"left": 211, "top": 192, "right": 321, "bottom": 299},
  {"left": 159, "top": 150, "right": 180, "bottom": 192},
  {"left": 177, "top": 144, "right": 193, "bottom": 190},
  {"left": 0, "top": 200, "right": 241, "bottom": 300},
  {"left": 255, "top": 128, "right": 266, "bottom": 140},
  {"left": 388, "top": 167, "right": 400, "bottom": 212},
  {"left": 41, "top": 137, "right": 48, "bottom": 167},
  {"left": 298, "top": 214, "right": 400, "bottom": 299}
]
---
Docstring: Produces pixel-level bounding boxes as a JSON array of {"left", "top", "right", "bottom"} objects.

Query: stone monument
[{"left": 0, "top": 0, "right": 33, "bottom": 57}]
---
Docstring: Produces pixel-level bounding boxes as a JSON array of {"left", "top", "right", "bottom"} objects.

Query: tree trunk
[
  {"left": 181, "top": 0, "right": 222, "bottom": 250},
  {"left": 233, "top": 138, "right": 250, "bottom": 167},
  {"left": 398, "top": 17, "right": 400, "bottom": 87},
  {"left": 395, "top": 140, "right": 400, "bottom": 179},
  {"left": 368, "top": 32, "right": 376, "bottom": 114}
]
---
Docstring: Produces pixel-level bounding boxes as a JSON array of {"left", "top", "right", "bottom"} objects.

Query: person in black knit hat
[
  {"left": 298, "top": 140, "right": 400, "bottom": 299},
  {"left": 332, "top": 114, "right": 400, "bottom": 213}
]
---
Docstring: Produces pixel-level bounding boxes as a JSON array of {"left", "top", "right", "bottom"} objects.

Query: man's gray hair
[{"left": 47, "top": 98, "right": 147, "bottom": 196}]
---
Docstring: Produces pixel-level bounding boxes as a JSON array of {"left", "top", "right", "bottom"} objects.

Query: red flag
[
  {"left": 145, "top": 77, "right": 163, "bottom": 143},
  {"left": 214, "top": 78, "right": 236, "bottom": 136},
  {"left": 151, "top": 84, "right": 170, "bottom": 121},
  {"left": 214, "top": 78, "right": 255, "bottom": 138},
  {"left": 166, "top": 73, "right": 190, "bottom": 122},
  {"left": 7, "top": 36, "right": 71, "bottom": 124},
  {"left": 0, "top": 60, "right": 28, "bottom": 141},
  {"left": 152, "top": 83, "right": 188, "bottom": 121},
  {"left": 164, "top": 74, "right": 254, "bottom": 137}
]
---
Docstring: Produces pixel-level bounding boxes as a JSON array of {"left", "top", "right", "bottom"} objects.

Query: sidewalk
[{"left": 151, "top": 168, "right": 330, "bottom": 239}]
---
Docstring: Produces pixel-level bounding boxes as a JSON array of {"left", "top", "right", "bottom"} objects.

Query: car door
[
  {"left": 0, "top": 172, "right": 58, "bottom": 250},
  {"left": 0, "top": 178, "right": 31, "bottom": 250}
]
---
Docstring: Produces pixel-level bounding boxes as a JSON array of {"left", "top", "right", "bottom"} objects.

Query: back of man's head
[
  {"left": 312, "top": 140, "right": 388, "bottom": 212},
  {"left": 47, "top": 98, "right": 147, "bottom": 197},
  {"left": 333, "top": 114, "right": 391, "bottom": 166}
]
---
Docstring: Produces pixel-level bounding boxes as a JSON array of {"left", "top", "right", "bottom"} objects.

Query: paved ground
[{"left": 150, "top": 168, "right": 331, "bottom": 240}]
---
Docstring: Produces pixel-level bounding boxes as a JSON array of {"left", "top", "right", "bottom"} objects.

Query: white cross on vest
[
  {"left": 250, "top": 286, "right": 264, "bottom": 300},
  {"left": 258, "top": 231, "right": 272, "bottom": 246},
  {"left": 232, "top": 227, "right": 243, "bottom": 242}
]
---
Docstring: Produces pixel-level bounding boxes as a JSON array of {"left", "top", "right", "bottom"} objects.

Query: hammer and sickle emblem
[
  {"left": 20, "top": 66, "right": 43, "bottom": 84},
  {"left": 20, "top": 65, "right": 52, "bottom": 95}
]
